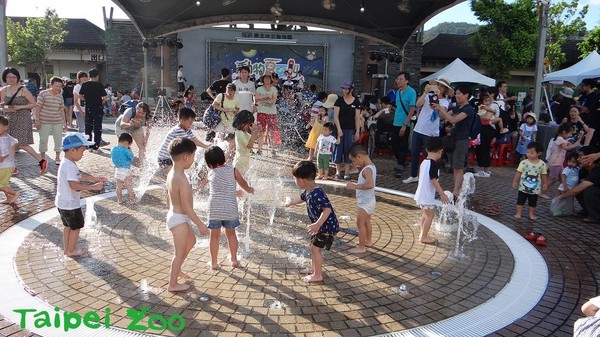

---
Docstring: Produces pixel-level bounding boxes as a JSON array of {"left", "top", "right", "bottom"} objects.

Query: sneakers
[
  {"left": 474, "top": 170, "right": 491, "bottom": 178},
  {"left": 39, "top": 159, "right": 48, "bottom": 174},
  {"left": 99, "top": 140, "right": 110, "bottom": 146},
  {"left": 402, "top": 176, "right": 419, "bottom": 184}
]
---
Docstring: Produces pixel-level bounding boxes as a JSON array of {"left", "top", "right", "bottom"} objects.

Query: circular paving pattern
[{"left": 7, "top": 181, "right": 517, "bottom": 336}]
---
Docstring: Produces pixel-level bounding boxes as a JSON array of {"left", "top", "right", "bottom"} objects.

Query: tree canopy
[
  {"left": 546, "top": 0, "right": 588, "bottom": 71},
  {"left": 579, "top": 26, "right": 600, "bottom": 56},
  {"left": 470, "top": 0, "right": 538, "bottom": 79},
  {"left": 7, "top": 8, "right": 68, "bottom": 84}
]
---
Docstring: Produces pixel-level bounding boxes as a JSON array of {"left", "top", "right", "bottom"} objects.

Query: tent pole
[{"left": 532, "top": 0, "right": 549, "bottom": 120}]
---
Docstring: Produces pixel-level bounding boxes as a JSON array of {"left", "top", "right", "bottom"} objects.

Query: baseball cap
[
  {"left": 62, "top": 133, "right": 95, "bottom": 151},
  {"left": 340, "top": 80, "right": 353, "bottom": 89},
  {"left": 88, "top": 68, "right": 100, "bottom": 78}
]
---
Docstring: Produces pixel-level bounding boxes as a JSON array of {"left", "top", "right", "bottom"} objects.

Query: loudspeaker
[{"left": 367, "top": 64, "right": 378, "bottom": 75}]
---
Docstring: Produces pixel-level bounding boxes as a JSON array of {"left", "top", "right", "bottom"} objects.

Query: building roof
[
  {"left": 423, "top": 32, "right": 583, "bottom": 67},
  {"left": 8, "top": 17, "right": 105, "bottom": 50},
  {"left": 110, "top": 0, "right": 461, "bottom": 48}
]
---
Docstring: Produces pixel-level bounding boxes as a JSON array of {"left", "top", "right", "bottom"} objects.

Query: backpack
[{"left": 469, "top": 111, "right": 482, "bottom": 140}]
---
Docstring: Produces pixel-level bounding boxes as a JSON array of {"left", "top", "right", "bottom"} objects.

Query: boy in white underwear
[
  {"left": 166, "top": 137, "right": 208, "bottom": 292},
  {"left": 346, "top": 144, "right": 376, "bottom": 253}
]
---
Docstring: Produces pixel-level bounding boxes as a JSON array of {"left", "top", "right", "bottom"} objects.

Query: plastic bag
[{"left": 550, "top": 196, "right": 573, "bottom": 216}]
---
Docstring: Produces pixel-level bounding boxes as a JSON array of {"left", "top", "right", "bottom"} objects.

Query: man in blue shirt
[
  {"left": 393, "top": 72, "right": 417, "bottom": 177},
  {"left": 25, "top": 78, "right": 38, "bottom": 98}
]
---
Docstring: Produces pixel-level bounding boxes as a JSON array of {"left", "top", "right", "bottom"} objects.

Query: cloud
[{"left": 589, "top": 0, "right": 600, "bottom": 6}]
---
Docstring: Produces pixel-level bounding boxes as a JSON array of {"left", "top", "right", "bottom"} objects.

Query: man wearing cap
[
  {"left": 392, "top": 71, "right": 417, "bottom": 175},
  {"left": 579, "top": 79, "right": 600, "bottom": 148},
  {"left": 403, "top": 78, "right": 451, "bottom": 184},
  {"left": 78, "top": 69, "right": 107, "bottom": 151},
  {"left": 552, "top": 87, "right": 576, "bottom": 122},
  {"left": 333, "top": 81, "right": 361, "bottom": 179}
]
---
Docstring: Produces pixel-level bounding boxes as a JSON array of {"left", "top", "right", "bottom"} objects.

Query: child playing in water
[
  {"left": 345, "top": 144, "right": 376, "bottom": 253},
  {"left": 286, "top": 161, "right": 339, "bottom": 283},
  {"left": 217, "top": 133, "right": 236, "bottom": 165},
  {"left": 166, "top": 137, "right": 209, "bottom": 292},
  {"left": 0, "top": 116, "right": 19, "bottom": 204},
  {"left": 316, "top": 122, "right": 340, "bottom": 179},
  {"left": 204, "top": 145, "right": 254, "bottom": 270},
  {"left": 414, "top": 137, "right": 450, "bottom": 244},
  {"left": 305, "top": 105, "right": 329, "bottom": 162},
  {"left": 512, "top": 141, "right": 548, "bottom": 220},
  {"left": 232, "top": 110, "right": 260, "bottom": 176},
  {"left": 157, "top": 107, "right": 208, "bottom": 171},
  {"left": 111, "top": 132, "right": 135, "bottom": 205},
  {"left": 56, "top": 133, "right": 106, "bottom": 256}
]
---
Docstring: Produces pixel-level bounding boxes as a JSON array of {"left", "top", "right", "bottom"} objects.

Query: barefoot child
[
  {"left": 56, "top": 133, "right": 106, "bottom": 256},
  {"left": 0, "top": 116, "right": 19, "bottom": 204},
  {"left": 316, "top": 122, "right": 340, "bottom": 179},
  {"left": 512, "top": 141, "right": 548, "bottom": 220},
  {"left": 232, "top": 110, "right": 260, "bottom": 176},
  {"left": 414, "top": 137, "right": 450, "bottom": 244},
  {"left": 157, "top": 107, "right": 208, "bottom": 171},
  {"left": 346, "top": 144, "right": 376, "bottom": 253},
  {"left": 286, "top": 161, "right": 339, "bottom": 283},
  {"left": 111, "top": 132, "right": 135, "bottom": 204},
  {"left": 204, "top": 146, "right": 254, "bottom": 270},
  {"left": 166, "top": 138, "right": 209, "bottom": 292}
]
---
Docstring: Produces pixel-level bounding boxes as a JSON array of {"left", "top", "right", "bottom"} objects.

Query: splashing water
[
  {"left": 134, "top": 125, "right": 169, "bottom": 201},
  {"left": 435, "top": 172, "right": 480, "bottom": 259},
  {"left": 85, "top": 198, "right": 97, "bottom": 226}
]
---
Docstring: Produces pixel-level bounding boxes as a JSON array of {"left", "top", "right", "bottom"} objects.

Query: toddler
[
  {"left": 315, "top": 122, "right": 340, "bottom": 179},
  {"left": 305, "top": 106, "right": 329, "bottom": 162},
  {"left": 217, "top": 133, "right": 236, "bottom": 165},
  {"left": 512, "top": 142, "right": 548, "bottom": 220},
  {"left": 558, "top": 153, "right": 580, "bottom": 194},
  {"left": 414, "top": 137, "right": 450, "bottom": 244},
  {"left": 56, "top": 133, "right": 106, "bottom": 256},
  {"left": 515, "top": 112, "right": 538, "bottom": 161},
  {"left": 545, "top": 122, "right": 581, "bottom": 196},
  {"left": 286, "top": 161, "right": 339, "bottom": 283},
  {"left": 346, "top": 144, "right": 376, "bottom": 253},
  {"left": 165, "top": 137, "right": 209, "bottom": 292},
  {"left": 0, "top": 116, "right": 19, "bottom": 204},
  {"left": 232, "top": 110, "right": 260, "bottom": 176},
  {"left": 111, "top": 132, "right": 135, "bottom": 204},
  {"left": 204, "top": 146, "right": 254, "bottom": 270}
]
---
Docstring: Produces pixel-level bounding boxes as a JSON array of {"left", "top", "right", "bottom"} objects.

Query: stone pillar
[{"left": 104, "top": 20, "right": 144, "bottom": 93}]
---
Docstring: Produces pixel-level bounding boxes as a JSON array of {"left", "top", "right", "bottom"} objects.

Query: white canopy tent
[
  {"left": 419, "top": 58, "right": 496, "bottom": 86},
  {"left": 543, "top": 51, "right": 600, "bottom": 85}
]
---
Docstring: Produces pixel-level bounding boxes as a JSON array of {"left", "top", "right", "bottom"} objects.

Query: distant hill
[{"left": 424, "top": 22, "right": 481, "bottom": 41}]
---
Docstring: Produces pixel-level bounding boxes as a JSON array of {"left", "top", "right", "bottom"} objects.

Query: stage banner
[{"left": 207, "top": 40, "right": 327, "bottom": 90}]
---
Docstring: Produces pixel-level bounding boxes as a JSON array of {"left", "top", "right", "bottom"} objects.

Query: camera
[{"left": 429, "top": 92, "right": 439, "bottom": 105}]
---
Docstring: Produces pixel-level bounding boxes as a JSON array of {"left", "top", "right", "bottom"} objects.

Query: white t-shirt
[
  {"left": 414, "top": 95, "right": 450, "bottom": 137},
  {"left": 316, "top": 134, "right": 337, "bottom": 155},
  {"left": 0, "top": 134, "right": 18, "bottom": 169},
  {"left": 414, "top": 159, "right": 440, "bottom": 206},
  {"left": 177, "top": 69, "right": 185, "bottom": 83},
  {"left": 233, "top": 79, "right": 255, "bottom": 112},
  {"left": 73, "top": 84, "right": 83, "bottom": 112},
  {"left": 547, "top": 136, "right": 568, "bottom": 166},
  {"left": 55, "top": 158, "right": 82, "bottom": 210}
]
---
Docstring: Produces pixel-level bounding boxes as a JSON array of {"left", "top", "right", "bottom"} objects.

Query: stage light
[
  {"left": 369, "top": 53, "right": 377, "bottom": 61},
  {"left": 176, "top": 41, "right": 184, "bottom": 49},
  {"left": 360, "top": 0, "right": 365, "bottom": 13},
  {"left": 196, "top": 0, "right": 201, "bottom": 6},
  {"left": 142, "top": 39, "right": 150, "bottom": 48}
]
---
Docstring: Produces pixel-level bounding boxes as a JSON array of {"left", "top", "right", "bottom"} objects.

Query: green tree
[
  {"left": 546, "top": 0, "right": 587, "bottom": 71},
  {"left": 470, "top": 0, "right": 538, "bottom": 79},
  {"left": 578, "top": 26, "right": 600, "bottom": 56},
  {"left": 7, "top": 8, "right": 68, "bottom": 85}
]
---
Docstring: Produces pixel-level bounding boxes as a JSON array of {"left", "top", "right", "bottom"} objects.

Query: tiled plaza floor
[{"left": 0, "top": 119, "right": 598, "bottom": 337}]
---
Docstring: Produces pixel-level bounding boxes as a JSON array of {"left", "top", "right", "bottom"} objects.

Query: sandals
[
  {"left": 486, "top": 203, "right": 502, "bottom": 216},
  {"left": 524, "top": 232, "right": 546, "bottom": 246}
]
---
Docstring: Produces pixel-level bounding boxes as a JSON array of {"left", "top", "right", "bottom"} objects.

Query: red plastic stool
[{"left": 493, "top": 143, "right": 514, "bottom": 166}]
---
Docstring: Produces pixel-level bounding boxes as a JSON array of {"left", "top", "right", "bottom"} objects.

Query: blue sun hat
[{"left": 62, "top": 133, "right": 95, "bottom": 150}]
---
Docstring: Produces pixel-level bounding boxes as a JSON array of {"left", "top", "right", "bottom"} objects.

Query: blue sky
[{"left": 5, "top": 0, "right": 600, "bottom": 31}]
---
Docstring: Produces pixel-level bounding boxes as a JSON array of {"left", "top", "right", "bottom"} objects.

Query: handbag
[
  {"left": 5, "top": 86, "right": 24, "bottom": 106},
  {"left": 203, "top": 94, "right": 225, "bottom": 129}
]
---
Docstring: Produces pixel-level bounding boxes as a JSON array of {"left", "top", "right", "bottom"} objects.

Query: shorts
[
  {"left": 548, "top": 165, "right": 563, "bottom": 181},
  {"left": 419, "top": 204, "right": 436, "bottom": 210},
  {"left": 207, "top": 219, "right": 241, "bottom": 229},
  {"left": 0, "top": 167, "right": 13, "bottom": 188},
  {"left": 64, "top": 98, "right": 73, "bottom": 107},
  {"left": 256, "top": 113, "right": 278, "bottom": 132},
  {"left": 332, "top": 129, "right": 356, "bottom": 164},
  {"left": 114, "top": 167, "right": 131, "bottom": 181},
  {"left": 311, "top": 232, "right": 335, "bottom": 250},
  {"left": 517, "top": 191, "right": 538, "bottom": 207},
  {"left": 317, "top": 153, "right": 331, "bottom": 170},
  {"left": 166, "top": 210, "right": 191, "bottom": 230},
  {"left": 358, "top": 200, "right": 376, "bottom": 215},
  {"left": 58, "top": 208, "right": 85, "bottom": 230},
  {"left": 158, "top": 158, "right": 173, "bottom": 168},
  {"left": 452, "top": 139, "right": 469, "bottom": 169}
]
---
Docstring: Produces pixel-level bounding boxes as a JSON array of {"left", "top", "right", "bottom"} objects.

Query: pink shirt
[{"left": 547, "top": 136, "right": 568, "bottom": 166}]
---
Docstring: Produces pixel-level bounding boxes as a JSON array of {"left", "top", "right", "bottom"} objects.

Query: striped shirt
[
  {"left": 37, "top": 90, "right": 65, "bottom": 124},
  {"left": 157, "top": 125, "right": 198, "bottom": 160},
  {"left": 207, "top": 165, "right": 238, "bottom": 220}
]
